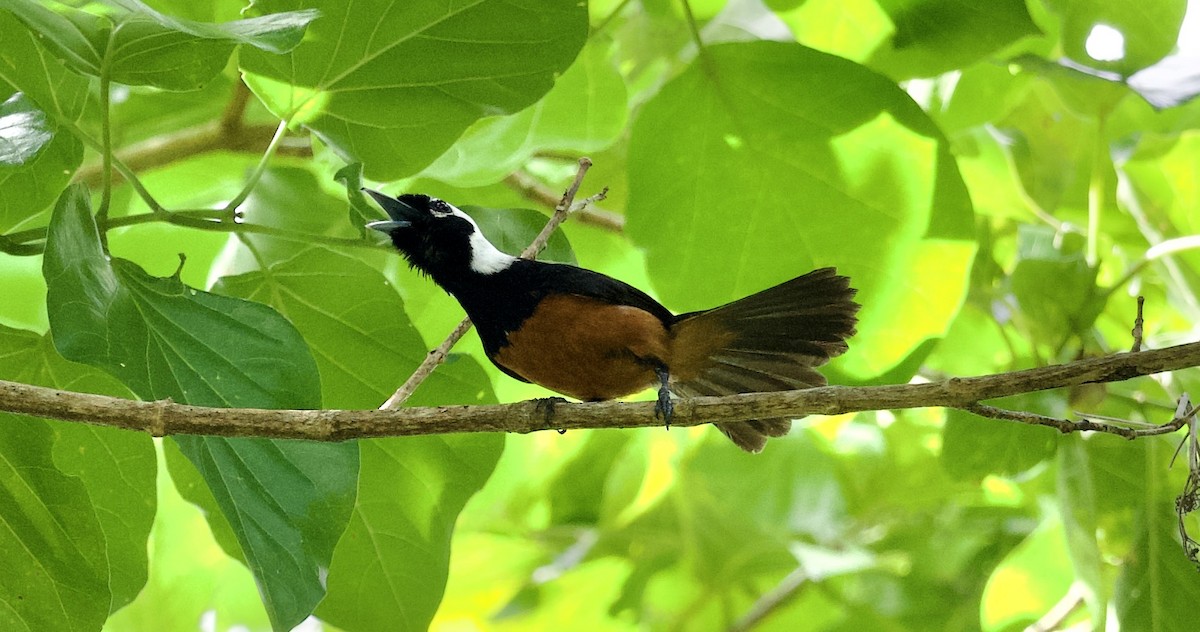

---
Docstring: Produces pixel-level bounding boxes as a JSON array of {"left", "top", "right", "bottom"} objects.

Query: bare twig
[
  {"left": 730, "top": 567, "right": 808, "bottom": 632},
  {"left": 74, "top": 81, "right": 310, "bottom": 189},
  {"left": 961, "top": 401, "right": 1196, "bottom": 440},
  {"left": 379, "top": 158, "right": 602, "bottom": 409},
  {"left": 4, "top": 341, "right": 1200, "bottom": 441},
  {"left": 504, "top": 170, "right": 625, "bottom": 233},
  {"left": 1024, "top": 583, "right": 1086, "bottom": 632},
  {"left": 1131, "top": 295, "right": 1145, "bottom": 352}
]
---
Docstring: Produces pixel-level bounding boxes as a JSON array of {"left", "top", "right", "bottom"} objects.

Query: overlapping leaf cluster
[{"left": 1, "top": 0, "right": 1199, "bottom": 630}]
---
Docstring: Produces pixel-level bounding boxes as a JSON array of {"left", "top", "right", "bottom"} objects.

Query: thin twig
[
  {"left": 379, "top": 158, "right": 601, "bottom": 409},
  {"left": 730, "top": 567, "right": 808, "bottom": 632},
  {"left": 1024, "top": 583, "right": 1086, "bottom": 632},
  {"left": 1131, "top": 295, "right": 1145, "bottom": 352},
  {"left": 504, "top": 170, "right": 625, "bottom": 233},
  {"left": 219, "top": 79, "right": 252, "bottom": 132},
  {"left": 4, "top": 340, "right": 1200, "bottom": 441},
  {"left": 961, "top": 402, "right": 1196, "bottom": 439}
]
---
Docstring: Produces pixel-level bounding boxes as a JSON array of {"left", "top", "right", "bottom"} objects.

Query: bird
[{"left": 363, "top": 190, "right": 859, "bottom": 452}]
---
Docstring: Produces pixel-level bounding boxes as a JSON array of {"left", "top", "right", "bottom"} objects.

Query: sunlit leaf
[
  {"left": 1044, "top": 0, "right": 1187, "bottom": 76},
  {"left": 628, "top": 41, "right": 975, "bottom": 378},
  {"left": 0, "top": 93, "right": 82, "bottom": 232},
  {"left": 0, "top": 0, "right": 319, "bottom": 90},
  {"left": 240, "top": 0, "right": 589, "bottom": 179},
  {"left": 422, "top": 41, "right": 628, "bottom": 186}
]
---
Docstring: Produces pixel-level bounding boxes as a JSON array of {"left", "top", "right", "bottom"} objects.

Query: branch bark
[{"left": 3, "top": 341, "right": 1199, "bottom": 442}]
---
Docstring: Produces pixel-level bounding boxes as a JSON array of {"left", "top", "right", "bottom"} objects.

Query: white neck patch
[{"left": 446, "top": 203, "right": 516, "bottom": 275}]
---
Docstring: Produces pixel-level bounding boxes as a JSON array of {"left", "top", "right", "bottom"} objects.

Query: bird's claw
[
  {"left": 535, "top": 396, "right": 569, "bottom": 425},
  {"left": 654, "top": 386, "right": 674, "bottom": 429}
]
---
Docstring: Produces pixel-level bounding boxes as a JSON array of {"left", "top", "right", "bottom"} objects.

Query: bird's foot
[
  {"left": 534, "top": 396, "right": 569, "bottom": 426},
  {"left": 653, "top": 366, "right": 673, "bottom": 429}
]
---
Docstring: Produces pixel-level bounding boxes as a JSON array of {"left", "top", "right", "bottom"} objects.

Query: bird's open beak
[{"left": 362, "top": 188, "right": 417, "bottom": 232}]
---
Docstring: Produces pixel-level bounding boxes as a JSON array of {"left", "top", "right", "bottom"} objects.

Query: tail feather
[{"left": 668, "top": 268, "right": 859, "bottom": 453}]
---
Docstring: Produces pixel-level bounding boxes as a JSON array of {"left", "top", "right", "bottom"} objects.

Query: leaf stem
[
  {"left": 96, "top": 34, "right": 117, "bottom": 244},
  {"left": 679, "top": 0, "right": 710, "bottom": 68},
  {"left": 223, "top": 119, "right": 290, "bottom": 213},
  {"left": 1086, "top": 115, "right": 1108, "bottom": 267}
]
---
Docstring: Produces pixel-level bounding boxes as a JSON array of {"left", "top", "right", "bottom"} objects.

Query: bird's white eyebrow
[{"left": 444, "top": 201, "right": 516, "bottom": 274}]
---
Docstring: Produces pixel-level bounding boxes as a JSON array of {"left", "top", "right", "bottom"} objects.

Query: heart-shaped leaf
[
  {"left": 628, "top": 41, "right": 976, "bottom": 378},
  {"left": 1, "top": 0, "right": 319, "bottom": 90},
  {"left": 240, "top": 0, "right": 589, "bottom": 178},
  {"left": 42, "top": 184, "right": 356, "bottom": 631},
  {"left": 0, "top": 325, "right": 156, "bottom": 629},
  {"left": 214, "top": 247, "right": 504, "bottom": 632}
]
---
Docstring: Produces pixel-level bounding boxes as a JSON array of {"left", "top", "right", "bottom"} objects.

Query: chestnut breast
[{"left": 492, "top": 294, "right": 672, "bottom": 401}]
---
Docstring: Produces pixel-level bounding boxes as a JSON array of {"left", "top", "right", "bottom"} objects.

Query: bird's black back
[{"left": 447, "top": 259, "right": 675, "bottom": 358}]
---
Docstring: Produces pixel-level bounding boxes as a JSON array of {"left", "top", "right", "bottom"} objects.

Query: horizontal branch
[{"left": 2, "top": 342, "right": 1199, "bottom": 442}]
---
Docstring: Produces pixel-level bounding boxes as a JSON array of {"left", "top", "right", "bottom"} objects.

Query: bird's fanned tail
[{"left": 668, "top": 268, "right": 860, "bottom": 452}]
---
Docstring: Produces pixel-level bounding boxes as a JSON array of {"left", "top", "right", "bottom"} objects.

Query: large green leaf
[
  {"left": 1056, "top": 437, "right": 1107, "bottom": 623},
  {"left": 1045, "top": 0, "right": 1187, "bottom": 76},
  {"left": 868, "top": 0, "right": 1041, "bottom": 79},
  {"left": 980, "top": 510, "right": 1074, "bottom": 631},
  {"left": 240, "top": 0, "right": 589, "bottom": 179},
  {"left": 41, "top": 184, "right": 357, "bottom": 631},
  {"left": 214, "top": 247, "right": 503, "bottom": 632},
  {"left": 0, "top": 326, "right": 156, "bottom": 630},
  {"left": 0, "top": 11, "right": 90, "bottom": 122},
  {"left": 1113, "top": 439, "right": 1200, "bottom": 631},
  {"left": 0, "top": 92, "right": 82, "bottom": 232},
  {"left": 422, "top": 41, "right": 628, "bottom": 186},
  {"left": 941, "top": 404, "right": 1058, "bottom": 479},
  {"left": 627, "top": 41, "right": 975, "bottom": 377},
  {"left": 0, "top": 418, "right": 108, "bottom": 632},
  {"left": 0, "top": 0, "right": 319, "bottom": 90}
]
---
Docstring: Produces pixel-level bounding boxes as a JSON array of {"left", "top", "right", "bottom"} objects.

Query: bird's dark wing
[{"left": 516, "top": 260, "right": 675, "bottom": 325}]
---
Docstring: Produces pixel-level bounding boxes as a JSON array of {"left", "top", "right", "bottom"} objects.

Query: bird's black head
[{"left": 363, "top": 189, "right": 515, "bottom": 286}]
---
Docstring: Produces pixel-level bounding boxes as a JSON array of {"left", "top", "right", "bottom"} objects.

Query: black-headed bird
[{"left": 365, "top": 190, "right": 858, "bottom": 452}]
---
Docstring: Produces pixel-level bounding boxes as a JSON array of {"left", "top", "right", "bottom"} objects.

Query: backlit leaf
[{"left": 240, "top": 0, "right": 589, "bottom": 179}]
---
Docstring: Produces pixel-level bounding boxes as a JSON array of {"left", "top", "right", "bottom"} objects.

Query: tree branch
[
  {"left": 504, "top": 170, "right": 625, "bottom": 233},
  {"left": 4, "top": 342, "right": 1199, "bottom": 441}
]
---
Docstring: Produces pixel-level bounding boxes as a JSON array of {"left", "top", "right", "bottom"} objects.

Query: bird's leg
[
  {"left": 534, "top": 396, "right": 569, "bottom": 427},
  {"left": 653, "top": 365, "right": 674, "bottom": 428}
]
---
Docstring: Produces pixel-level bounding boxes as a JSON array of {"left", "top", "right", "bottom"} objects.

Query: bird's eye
[{"left": 429, "top": 200, "right": 453, "bottom": 217}]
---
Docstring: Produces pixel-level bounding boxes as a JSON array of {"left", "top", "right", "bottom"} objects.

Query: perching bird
[{"left": 364, "top": 190, "right": 859, "bottom": 452}]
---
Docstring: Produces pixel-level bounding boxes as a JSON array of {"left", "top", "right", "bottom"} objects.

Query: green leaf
[
  {"left": 867, "top": 0, "right": 1041, "bottom": 79},
  {"left": 422, "top": 41, "right": 628, "bottom": 186},
  {"left": 41, "top": 184, "right": 357, "bottom": 631},
  {"left": 464, "top": 206, "right": 577, "bottom": 265},
  {"left": 334, "top": 162, "right": 378, "bottom": 234},
  {"left": 0, "top": 418, "right": 109, "bottom": 632},
  {"left": 103, "top": 447, "right": 272, "bottom": 632},
  {"left": 1009, "top": 225, "right": 1103, "bottom": 346},
  {"left": 1045, "top": 0, "right": 1187, "bottom": 76},
  {"left": 0, "top": 325, "right": 156, "bottom": 628},
  {"left": 1057, "top": 436, "right": 1108, "bottom": 623},
  {"left": 0, "top": 11, "right": 90, "bottom": 122},
  {"left": 941, "top": 405, "right": 1059, "bottom": 479},
  {"left": 0, "top": 0, "right": 319, "bottom": 90},
  {"left": 980, "top": 510, "right": 1074, "bottom": 631},
  {"left": 1113, "top": 439, "right": 1200, "bottom": 631},
  {"left": 0, "top": 92, "right": 82, "bottom": 232},
  {"left": 240, "top": 0, "right": 589, "bottom": 179},
  {"left": 213, "top": 247, "right": 503, "bottom": 631},
  {"left": 170, "top": 435, "right": 358, "bottom": 630},
  {"left": 627, "top": 41, "right": 975, "bottom": 378}
]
